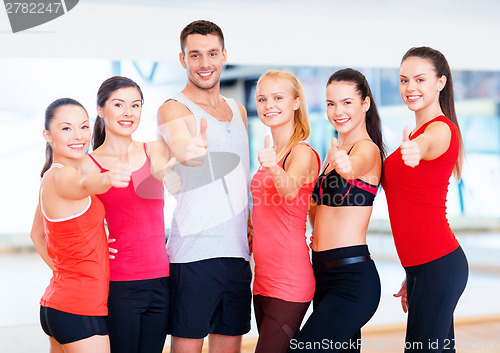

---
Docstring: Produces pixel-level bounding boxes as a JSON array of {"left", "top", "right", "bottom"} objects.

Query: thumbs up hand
[
  {"left": 400, "top": 126, "right": 421, "bottom": 168},
  {"left": 327, "top": 137, "right": 352, "bottom": 174},
  {"left": 110, "top": 149, "right": 132, "bottom": 188},
  {"left": 185, "top": 117, "right": 208, "bottom": 166},
  {"left": 162, "top": 157, "right": 182, "bottom": 194},
  {"left": 258, "top": 135, "right": 278, "bottom": 173},
  {"left": 324, "top": 137, "right": 338, "bottom": 166}
]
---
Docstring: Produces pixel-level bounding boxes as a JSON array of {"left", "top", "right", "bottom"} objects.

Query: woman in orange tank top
[
  {"left": 30, "top": 98, "right": 131, "bottom": 353},
  {"left": 250, "top": 70, "right": 319, "bottom": 353}
]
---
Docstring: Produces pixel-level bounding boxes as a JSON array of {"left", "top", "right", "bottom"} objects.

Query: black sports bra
[{"left": 312, "top": 145, "right": 381, "bottom": 207}]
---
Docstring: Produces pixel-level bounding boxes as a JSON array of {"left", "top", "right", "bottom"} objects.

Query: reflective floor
[
  {"left": 1, "top": 232, "right": 499, "bottom": 353},
  {"left": 236, "top": 319, "right": 500, "bottom": 353}
]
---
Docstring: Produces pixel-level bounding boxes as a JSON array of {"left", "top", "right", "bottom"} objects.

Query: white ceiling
[{"left": 1, "top": 0, "right": 500, "bottom": 70}]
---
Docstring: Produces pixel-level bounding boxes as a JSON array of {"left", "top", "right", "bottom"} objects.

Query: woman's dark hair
[
  {"left": 327, "top": 68, "right": 386, "bottom": 159},
  {"left": 401, "top": 46, "right": 464, "bottom": 179},
  {"left": 41, "top": 98, "right": 87, "bottom": 177},
  {"left": 92, "top": 76, "right": 144, "bottom": 150}
]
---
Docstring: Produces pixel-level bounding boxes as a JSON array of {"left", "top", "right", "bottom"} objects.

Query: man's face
[{"left": 180, "top": 34, "right": 227, "bottom": 91}]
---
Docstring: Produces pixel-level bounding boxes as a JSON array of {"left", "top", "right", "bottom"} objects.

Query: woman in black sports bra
[{"left": 292, "top": 69, "right": 386, "bottom": 353}]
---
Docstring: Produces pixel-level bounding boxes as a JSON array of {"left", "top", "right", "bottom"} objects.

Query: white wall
[
  {"left": 1, "top": 0, "right": 500, "bottom": 234},
  {"left": 0, "top": 0, "right": 499, "bottom": 69}
]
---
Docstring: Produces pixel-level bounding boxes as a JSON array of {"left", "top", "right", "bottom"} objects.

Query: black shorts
[
  {"left": 169, "top": 257, "right": 252, "bottom": 338},
  {"left": 40, "top": 306, "right": 108, "bottom": 344}
]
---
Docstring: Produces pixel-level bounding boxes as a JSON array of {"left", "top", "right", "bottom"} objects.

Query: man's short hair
[{"left": 180, "top": 20, "right": 225, "bottom": 53}]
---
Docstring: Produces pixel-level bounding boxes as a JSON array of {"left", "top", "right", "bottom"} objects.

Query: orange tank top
[
  {"left": 250, "top": 142, "right": 319, "bottom": 302},
  {"left": 40, "top": 193, "right": 110, "bottom": 316}
]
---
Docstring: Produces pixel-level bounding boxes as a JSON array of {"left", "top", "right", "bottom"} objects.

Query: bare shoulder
[
  {"left": 421, "top": 120, "right": 453, "bottom": 158},
  {"left": 424, "top": 120, "right": 452, "bottom": 139},
  {"left": 287, "top": 144, "right": 318, "bottom": 167},
  {"left": 40, "top": 167, "right": 56, "bottom": 187},
  {"left": 146, "top": 140, "right": 169, "bottom": 155},
  {"left": 146, "top": 140, "right": 167, "bottom": 149},
  {"left": 351, "top": 139, "right": 380, "bottom": 158},
  {"left": 236, "top": 101, "right": 248, "bottom": 127},
  {"left": 52, "top": 165, "right": 79, "bottom": 184},
  {"left": 290, "top": 143, "right": 317, "bottom": 157},
  {"left": 348, "top": 140, "right": 382, "bottom": 182},
  {"left": 157, "top": 99, "right": 193, "bottom": 124},
  {"left": 284, "top": 144, "right": 320, "bottom": 180},
  {"left": 81, "top": 154, "right": 100, "bottom": 174}
]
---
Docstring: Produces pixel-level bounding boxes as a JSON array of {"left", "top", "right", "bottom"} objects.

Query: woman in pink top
[
  {"left": 81, "top": 76, "right": 178, "bottom": 353},
  {"left": 250, "top": 70, "right": 319, "bottom": 353}
]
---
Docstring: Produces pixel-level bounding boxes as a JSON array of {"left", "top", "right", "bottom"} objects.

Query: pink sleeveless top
[
  {"left": 250, "top": 142, "right": 319, "bottom": 303},
  {"left": 88, "top": 144, "right": 169, "bottom": 281}
]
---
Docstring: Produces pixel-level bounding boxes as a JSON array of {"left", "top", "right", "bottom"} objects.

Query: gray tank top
[{"left": 167, "top": 93, "right": 250, "bottom": 263}]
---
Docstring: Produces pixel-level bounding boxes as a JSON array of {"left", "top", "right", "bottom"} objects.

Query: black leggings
[
  {"left": 254, "top": 295, "right": 310, "bottom": 353},
  {"left": 107, "top": 277, "right": 169, "bottom": 353},
  {"left": 404, "top": 246, "right": 468, "bottom": 353},
  {"left": 291, "top": 245, "right": 380, "bottom": 353}
]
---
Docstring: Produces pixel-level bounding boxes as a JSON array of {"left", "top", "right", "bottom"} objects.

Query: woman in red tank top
[
  {"left": 80, "top": 76, "right": 179, "bottom": 353},
  {"left": 383, "top": 47, "right": 468, "bottom": 352},
  {"left": 250, "top": 70, "right": 319, "bottom": 353},
  {"left": 30, "top": 98, "right": 131, "bottom": 353}
]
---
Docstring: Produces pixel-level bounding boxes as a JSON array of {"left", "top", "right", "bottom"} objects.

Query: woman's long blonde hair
[{"left": 257, "top": 70, "right": 310, "bottom": 162}]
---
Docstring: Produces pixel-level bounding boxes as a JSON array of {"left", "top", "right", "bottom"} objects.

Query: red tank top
[
  {"left": 88, "top": 144, "right": 169, "bottom": 281},
  {"left": 382, "top": 116, "right": 459, "bottom": 267},
  {"left": 250, "top": 142, "right": 319, "bottom": 303},
  {"left": 41, "top": 195, "right": 109, "bottom": 316}
]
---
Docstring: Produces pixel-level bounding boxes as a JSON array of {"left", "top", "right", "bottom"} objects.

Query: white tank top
[{"left": 167, "top": 93, "right": 250, "bottom": 263}]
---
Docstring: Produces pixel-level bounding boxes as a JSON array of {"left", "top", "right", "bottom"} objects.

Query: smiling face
[
  {"left": 43, "top": 105, "right": 90, "bottom": 161},
  {"left": 98, "top": 87, "right": 142, "bottom": 137},
  {"left": 326, "top": 81, "right": 369, "bottom": 136},
  {"left": 180, "top": 33, "right": 227, "bottom": 91},
  {"left": 399, "top": 56, "right": 446, "bottom": 116},
  {"left": 256, "top": 77, "right": 300, "bottom": 130}
]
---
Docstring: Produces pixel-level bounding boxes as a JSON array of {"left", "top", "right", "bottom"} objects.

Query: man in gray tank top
[{"left": 157, "top": 20, "right": 252, "bottom": 353}]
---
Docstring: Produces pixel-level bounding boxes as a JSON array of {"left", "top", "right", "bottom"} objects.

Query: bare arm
[
  {"left": 157, "top": 100, "right": 207, "bottom": 166},
  {"left": 147, "top": 140, "right": 181, "bottom": 194},
  {"left": 401, "top": 122, "right": 452, "bottom": 167},
  {"left": 247, "top": 208, "right": 253, "bottom": 255},
  {"left": 259, "top": 140, "right": 319, "bottom": 200},
  {"left": 29, "top": 203, "right": 54, "bottom": 270},
  {"left": 232, "top": 102, "right": 252, "bottom": 250},
  {"left": 237, "top": 102, "right": 248, "bottom": 128},
  {"left": 308, "top": 199, "right": 318, "bottom": 229},
  {"left": 54, "top": 164, "right": 130, "bottom": 200},
  {"left": 307, "top": 199, "right": 319, "bottom": 250},
  {"left": 326, "top": 138, "right": 381, "bottom": 182},
  {"left": 147, "top": 140, "right": 172, "bottom": 181}
]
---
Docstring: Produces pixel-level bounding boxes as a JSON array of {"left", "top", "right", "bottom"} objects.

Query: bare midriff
[{"left": 312, "top": 205, "right": 373, "bottom": 252}]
